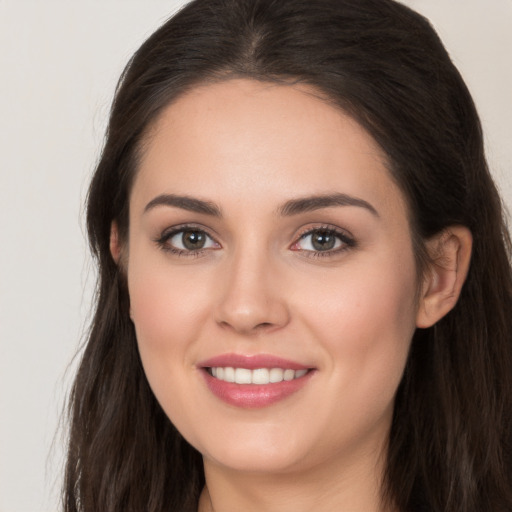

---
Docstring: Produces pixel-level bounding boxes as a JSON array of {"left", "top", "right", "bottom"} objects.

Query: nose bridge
[{"left": 214, "top": 237, "right": 289, "bottom": 334}]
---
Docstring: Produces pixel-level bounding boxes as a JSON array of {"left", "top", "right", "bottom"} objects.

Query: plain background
[{"left": 0, "top": 1, "right": 510, "bottom": 511}]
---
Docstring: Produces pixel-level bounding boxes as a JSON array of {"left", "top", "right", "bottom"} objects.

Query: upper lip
[{"left": 198, "top": 353, "right": 311, "bottom": 370}]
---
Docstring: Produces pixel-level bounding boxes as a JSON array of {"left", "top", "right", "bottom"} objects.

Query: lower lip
[{"left": 202, "top": 370, "right": 314, "bottom": 408}]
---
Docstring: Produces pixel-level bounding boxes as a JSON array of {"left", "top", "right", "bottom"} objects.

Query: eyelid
[
  {"left": 154, "top": 223, "right": 221, "bottom": 257},
  {"left": 153, "top": 222, "right": 355, "bottom": 259},
  {"left": 290, "top": 224, "right": 356, "bottom": 256}
]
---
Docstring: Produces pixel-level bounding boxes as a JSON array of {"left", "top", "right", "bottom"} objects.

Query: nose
[{"left": 214, "top": 248, "right": 290, "bottom": 335}]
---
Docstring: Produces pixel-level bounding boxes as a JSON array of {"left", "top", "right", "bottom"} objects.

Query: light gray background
[{"left": 0, "top": 1, "right": 510, "bottom": 511}]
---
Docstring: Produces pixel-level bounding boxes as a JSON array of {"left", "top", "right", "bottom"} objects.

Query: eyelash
[
  {"left": 154, "top": 224, "right": 219, "bottom": 258},
  {"left": 154, "top": 224, "right": 356, "bottom": 259},
  {"left": 291, "top": 225, "right": 356, "bottom": 259}
]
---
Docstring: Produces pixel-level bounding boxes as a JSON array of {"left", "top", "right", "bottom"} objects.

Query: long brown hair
[{"left": 64, "top": 1, "right": 512, "bottom": 510}]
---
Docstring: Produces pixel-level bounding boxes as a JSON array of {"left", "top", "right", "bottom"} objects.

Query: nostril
[
  {"left": 256, "top": 322, "right": 273, "bottom": 329},
  {"left": 217, "top": 320, "right": 273, "bottom": 331},
  {"left": 214, "top": 289, "right": 291, "bottom": 334}
]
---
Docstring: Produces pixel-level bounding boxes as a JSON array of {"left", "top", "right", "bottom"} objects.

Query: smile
[
  {"left": 199, "top": 354, "right": 315, "bottom": 408},
  {"left": 208, "top": 367, "right": 309, "bottom": 384}
]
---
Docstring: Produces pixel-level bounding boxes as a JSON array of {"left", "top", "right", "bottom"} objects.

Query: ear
[
  {"left": 110, "top": 221, "right": 122, "bottom": 264},
  {"left": 416, "top": 226, "right": 472, "bottom": 328},
  {"left": 110, "top": 222, "right": 134, "bottom": 319}
]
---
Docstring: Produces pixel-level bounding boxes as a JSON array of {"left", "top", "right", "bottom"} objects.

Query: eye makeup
[
  {"left": 154, "top": 223, "right": 221, "bottom": 258},
  {"left": 153, "top": 221, "right": 357, "bottom": 260},
  {"left": 290, "top": 224, "right": 356, "bottom": 259}
]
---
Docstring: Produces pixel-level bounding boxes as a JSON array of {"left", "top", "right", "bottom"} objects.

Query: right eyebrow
[{"left": 143, "top": 194, "right": 222, "bottom": 217}]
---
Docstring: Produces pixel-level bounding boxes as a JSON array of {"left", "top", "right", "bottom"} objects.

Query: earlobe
[
  {"left": 416, "top": 226, "right": 472, "bottom": 328},
  {"left": 110, "top": 221, "right": 122, "bottom": 264}
]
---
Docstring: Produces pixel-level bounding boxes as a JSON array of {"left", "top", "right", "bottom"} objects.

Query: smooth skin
[{"left": 111, "top": 79, "right": 471, "bottom": 512}]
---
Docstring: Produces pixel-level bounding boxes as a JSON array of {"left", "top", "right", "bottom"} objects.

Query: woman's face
[{"left": 126, "top": 79, "right": 421, "bottom": 475}]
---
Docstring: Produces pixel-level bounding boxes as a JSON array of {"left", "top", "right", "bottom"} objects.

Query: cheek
[
  {"left": 128, "top": 254, "right": 210, "bottom": 347},
  {"left": 126, "top": 251, "right": 218, "bottom": 412},
  {"left": 297, "top": 254, "right": 418, "bottom": 405},
  {"left": 126, "top": 256, "right": 215, "bottom": 440}
]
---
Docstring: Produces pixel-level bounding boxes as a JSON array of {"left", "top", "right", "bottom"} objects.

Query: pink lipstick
[{"left": 198, "top": 354, "right": 314, "bottom": 408}]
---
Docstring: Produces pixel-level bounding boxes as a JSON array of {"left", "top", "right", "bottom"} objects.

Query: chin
[
  {"left": 182, "top": 412, "right": 332, "bottom": 476},
  {"left": 203, "top": 442, "right": 308, "bottom": 475}
]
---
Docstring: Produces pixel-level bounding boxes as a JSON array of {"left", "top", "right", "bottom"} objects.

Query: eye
[
  {"left": 170, "top": 229, "right": 217, "bottom": 250},
  {"left": 156, "top": 226, "right": 220, "bottom": 255},
  {"left": 291, "top": 227, "right": 355, "bottom": 255}
]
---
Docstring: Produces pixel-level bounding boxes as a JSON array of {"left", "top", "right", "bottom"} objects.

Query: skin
[{"left": 115, "top": 79, "right": 471, "bottom": 512}]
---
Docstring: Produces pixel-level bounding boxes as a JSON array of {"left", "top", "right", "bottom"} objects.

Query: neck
[{"left": 198, "top": 442, "right": 395, "bottom": 512}]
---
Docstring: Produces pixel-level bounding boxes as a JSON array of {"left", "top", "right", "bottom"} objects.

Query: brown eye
[
  {"left": 181, "top": 230, "right": 207, "bottom": 250},
  {"left": 297, "top": 229, "right": 343, "bottom": 252},
  {"left": 291, "top": 227, "right": 356, "bottom": 255},
  {"left": 310, "top": 230, "right": 337, "bottom": 251},
  {"left": 161, "top": 228, "right": 220, "bottom": 253}
]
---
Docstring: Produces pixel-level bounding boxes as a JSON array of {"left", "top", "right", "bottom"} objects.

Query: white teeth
[
  {"left": 234, "top": 368, "right": 252, "bottom": 384},
  {"left": 224, "top": 366, "right": 235, "bottom": 382},
  {"left": 269, "top": 368, "right": 284, "bottom": 383},
  {"left": 209, "top": 367, "right": 309, "bottom": 384},
  {"left": 252, "top": 368, "right": 270, "bottom": 384},
  {"left": 284, "top": 369, "right": 295, "bottom": 381}
]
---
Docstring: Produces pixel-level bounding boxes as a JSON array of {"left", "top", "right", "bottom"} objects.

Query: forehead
[{"left": 132, "top": 79, "right": 407, "bottom": 220}]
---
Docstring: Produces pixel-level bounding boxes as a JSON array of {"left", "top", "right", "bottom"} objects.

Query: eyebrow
[
  {"left": 278, "top": 193, "right": 379, "bottom": 217},
  {"left": 143, "top": 192, "right": 379, "bottom": 218},
  {"left": 144, "top": 194, "right": 222, "bottom": 216}
]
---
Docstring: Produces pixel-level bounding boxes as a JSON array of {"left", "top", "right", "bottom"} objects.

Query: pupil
[
  {"left": 182, "top": 230, "right": 205, "bottom": 250},
  {"left": 312, "top": 230, "right": 335, "bottom": 251}
]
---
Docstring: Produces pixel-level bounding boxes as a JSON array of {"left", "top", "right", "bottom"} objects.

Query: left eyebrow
[{"left": 278, "top": 193, "right": 379, "bottom": 217}]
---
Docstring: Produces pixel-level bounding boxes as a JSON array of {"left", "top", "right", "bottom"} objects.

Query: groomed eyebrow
[
  {"left": 278, "top": 193, "right": 379, "bottom": 217},
  {"left": 143, "top": 192, "right": 379, "bottom": 218},
  {"left": 144, "top": 194, "right": 222, "bottom": 217}
]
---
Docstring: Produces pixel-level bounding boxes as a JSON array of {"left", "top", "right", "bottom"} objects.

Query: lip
[
  {"left": 198, "top": 353, "right": 315, "bottom": 408},
  {"left": 198, "top": 353, "right": 310, "bottom": 370}
]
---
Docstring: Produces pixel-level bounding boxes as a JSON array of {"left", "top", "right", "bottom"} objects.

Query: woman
[{"left": 64, "top": 0, "right": 512, "bottom": 511}]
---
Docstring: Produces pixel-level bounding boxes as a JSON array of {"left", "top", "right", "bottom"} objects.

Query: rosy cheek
[
  {"left": 301, "top": 259, "right": 416, "bottom": 365},
  {"left": 129, "top": 270, "right": 164, "bottom": 323},
  {"left": 128, "top": 261, "right": 211, "bottom": 355}
]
